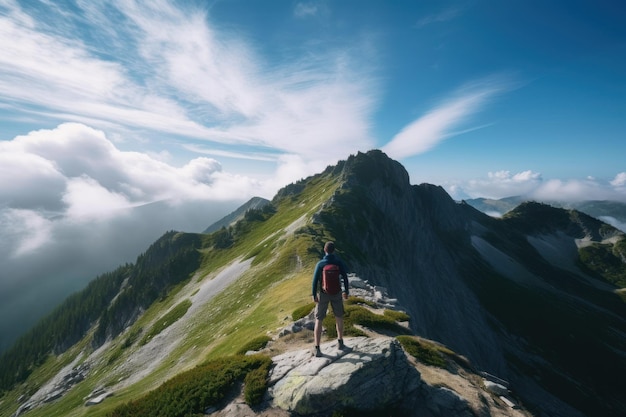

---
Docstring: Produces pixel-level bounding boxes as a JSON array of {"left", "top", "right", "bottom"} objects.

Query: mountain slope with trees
[{"left": 1, "top": 150, "right": 624, "bottom": 417}]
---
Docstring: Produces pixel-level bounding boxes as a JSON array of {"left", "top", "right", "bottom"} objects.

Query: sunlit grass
[
  {"left": 322, "top": 303, "right": 412, "bottom": 339},
  {"left": 139, "top": 300, "right": 192, "bottom": 346},
  {"left": 396, "top": 336, "right": 455, "bottom": 368},
  {"left": 2, "top": 172, "right": 343, "bottom": 417}
]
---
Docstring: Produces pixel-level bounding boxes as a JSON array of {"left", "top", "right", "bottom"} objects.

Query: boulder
[{"left": 268, "top": 337, "right": 421, "bottom": 415}]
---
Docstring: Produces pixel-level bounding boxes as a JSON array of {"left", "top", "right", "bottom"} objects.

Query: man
[{"left": 311, "top": 241, "right": 350, "bottom": 357}]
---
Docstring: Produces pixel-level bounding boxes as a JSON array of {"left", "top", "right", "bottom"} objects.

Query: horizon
[{"left": 1, "top": 0, "right": 625, "bottom": 350}]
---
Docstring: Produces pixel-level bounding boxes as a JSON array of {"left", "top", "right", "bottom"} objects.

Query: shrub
[
  {"left": 396, "top": 336, "right": 447, "bottom": 368},
  {"left": 292, "top": 302, "right": 316, "bottom": 321},
  {"left": 108, "top": 355, "right": 271, "bottom": 417},
  {"left": 243, "top": 359, "right": 271, "bottom": 405},
  {"left": 383, "top": 309, "right": 410, "bottom": 322},
  {"left": 578, "top": 243, "right": 626, "bottom": 288},
  {"left": 236, "top": 335, "right": 272, "bottom": 355},
  {"left": 345, "top": 296, "right": 377, "bottom": 307},
  {"left": 323, "top": 305, "right": 411, "bottom": 339}
]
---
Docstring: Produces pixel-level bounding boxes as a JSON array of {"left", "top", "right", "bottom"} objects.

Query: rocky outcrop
[
  {"left": 269, "top": 337, "right": 419, "bottom": 415},
  {"left": 266, "top": 337, "right": 530, "bottom": 417},
  {"left": 243, "top": 275, "right": 529, "bottom": 417},
  {"left": 12, "top": 361, "right": 89, "bottom": 416}
]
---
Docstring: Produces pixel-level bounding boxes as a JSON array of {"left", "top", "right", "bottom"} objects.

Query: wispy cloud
[
  {"left": 182, "top": 144, "right": 278, "bottom": 162},
  {"left": 415, "top": 7, "right": 464, "bottom": 28},
  {"left": 382, "top": 75, "right": 513, "bottom": 160},
  {"left": 294, "top": 2, "right": 321, "bottom": 18},
  {"left": 0, "top": 0, "right": 375, "bottom": 161}
]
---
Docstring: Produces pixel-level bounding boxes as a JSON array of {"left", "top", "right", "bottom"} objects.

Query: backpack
[{"left": 322, "top": 264, "right": 342, "bottom": 295}]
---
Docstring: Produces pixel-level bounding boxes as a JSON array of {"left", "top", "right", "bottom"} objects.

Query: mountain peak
[
  {"left": 504, "top": 200, "right": 623, "bottom": 240},
  {"left": 2, "top": 152, "right": 625, "bottom": 417},
  {"left": 341, "top": 149, "right": 410, "bottom": 188}
]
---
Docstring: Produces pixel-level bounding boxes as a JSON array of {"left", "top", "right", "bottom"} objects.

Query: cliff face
[
  {"left": 2, "top": 150, "right": 624, "bottom": 417},
  {"left": 323, "top": 151, "right": 503, "bottom": 370},
  {"left": 317, "top": 150, "right": 626, "bottom": 417}
]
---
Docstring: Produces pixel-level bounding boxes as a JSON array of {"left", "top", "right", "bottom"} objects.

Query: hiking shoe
[
  {"left": 338, "top": 339, "right": 348, "bottom": 350},
  {"left": 314, "top": 346, "right": 322, "bottom": 357}
]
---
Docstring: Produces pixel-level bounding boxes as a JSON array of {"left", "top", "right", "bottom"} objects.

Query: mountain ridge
[
  {"left": 466, "top": 197, "right": 626, "bottom": 233},
  {"left": 1, "top": 150, "right": 625, "bottom": 417}
]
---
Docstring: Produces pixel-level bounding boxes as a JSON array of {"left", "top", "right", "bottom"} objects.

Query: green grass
[
  {"left": 322, "top": 304, "right": 412, "bottom": 339},
  {"left": 345, "top": 297, "right": 377, "bottom": 308},
  {"left": 236, "top": 335, "right": 272, "bottom": 355},
  {"left": 139, "top": 299, "right": 192, "bottom": 346},
  {"left": 292, "top": 302, "right": 316, "bottom": 320},
  {"left": 396, "top": 336, "right": 450, "bottom": 368},
  {"left": 107, "top": 354, "right": 272, "bottom": 417},
  {"left": 578, "top": 239, "right": 626, "bottom": 288},
  {"left": 1, "top": 170, "right": 343, "bottom": 417},
  {"left": 383, "top": 309, "right": 410, "bottom": 322}
]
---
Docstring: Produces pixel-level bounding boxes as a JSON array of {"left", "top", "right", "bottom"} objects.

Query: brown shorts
[{"left": 315, "top": 291, "right": 344, "bottom": 320}]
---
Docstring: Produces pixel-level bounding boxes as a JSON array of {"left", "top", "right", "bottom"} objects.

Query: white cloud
[
  {"left": 0, "top": 123, "right": 264, "bottom": 216},
  {"left": 181, "top": 144, "right": 277, "bottom": 162},
  {"left": 382, "top": 75, "right": 512, "bottom": 160},
  {"left": 62, "top": 175, "right": 133, "bottom": 220},
  {"left": 0, "top": 209, "right": 53, "bottom": 257},
  {"left": 445, "top": 170, "right": 626, "bottom": 203},
  {"left": 599, "top": 216, "right": 626, "bottom": 233},
  {"left": 181, "top": 157, "right": 222, "bottom": 185},
  {"left": 452, "top": 170, "right": 543, "bottom": 200},
  {"left": 0, "top": 1, "right": 375, "bottom": 163},
  {"left": 0, "top": 122, "right": 250, "bottom": 349},
  {"left": 294, "top": 2, "right": 320, "bottom": 18},
  {"left": 489, "top": 170, "right": 542, "bottom": 183},
  {"left": 529, "top": 178, "right": 625, "bottom": 202},
  {"left": 610, "top": 172, "right": 626, "bottom": 187},
  {"left": 415, "top": 7, "right": 463, "bottom": 28}
]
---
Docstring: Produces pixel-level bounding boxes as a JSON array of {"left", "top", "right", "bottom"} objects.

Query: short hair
[{"left": 324, "top": 241, "right": 335, "bottom": 253}]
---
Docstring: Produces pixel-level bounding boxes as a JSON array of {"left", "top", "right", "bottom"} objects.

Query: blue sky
[{"left": 0, "top": 1, "right": 625, "bottom": 347}]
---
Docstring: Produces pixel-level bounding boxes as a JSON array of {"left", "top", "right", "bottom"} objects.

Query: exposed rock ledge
[
  {"left": 209, "top": 275, "right": 531, "bottom": 417},
  {"left": 269, "top": 337, "right": 419, "bottom": 415},
  {"left": 210, "top": 336, "right": 530, "bottom": 417}
]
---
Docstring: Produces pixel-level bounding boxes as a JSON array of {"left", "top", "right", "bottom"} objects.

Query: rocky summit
[
  {"left": 268, "top": 336, "right": 525, "bottom": 417},
  {"left": 205, "top": 276, "right": 531, "bottom": 417},
  {"left": 270, "top": 337, "right": 419, "bottom": 414},
  {"left": 1, "top": 150, "right": 624, "bottom": 417}
]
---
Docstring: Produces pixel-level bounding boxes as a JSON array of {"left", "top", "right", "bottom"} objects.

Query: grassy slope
[{"left": 0, "top": 173, "right": 340, "bottom": 417}]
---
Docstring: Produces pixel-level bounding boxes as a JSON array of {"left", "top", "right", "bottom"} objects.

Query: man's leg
[
  {"left": 335, "top": 316, "right": 344, "bottom": 340},
  {"left": 314, "top": 319, "right": 323, "bottom": 347},
  {"left": 313, "top": 293, "right": 329, "bottom": 356}
]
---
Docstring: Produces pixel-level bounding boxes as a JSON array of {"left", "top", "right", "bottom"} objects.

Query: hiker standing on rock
[{"left": 312, "top": 241, "right": 350, "bottom": 357}]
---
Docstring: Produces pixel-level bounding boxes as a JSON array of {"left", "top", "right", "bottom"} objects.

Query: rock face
[
  {"left": 269, "top": 337, "right": 420, "bottom": 415},
  {"left": 267, "top": 336, "right": 530, "bottom": 417}
]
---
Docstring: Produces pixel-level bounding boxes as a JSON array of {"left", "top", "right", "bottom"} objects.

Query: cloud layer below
[
  {"left": 0, "top": 123, "right": 247, "bottom": 351},
  {"left": 1, "top": 0, "right": 625, "bottom": 351}
]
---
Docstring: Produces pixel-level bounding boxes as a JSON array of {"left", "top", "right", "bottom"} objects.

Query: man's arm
[
  {"left": 312, "top": 262, "right": 321, "bottom": 301},
  {"left": 340, "top": 260, "right": 349, "bottom": 298}
]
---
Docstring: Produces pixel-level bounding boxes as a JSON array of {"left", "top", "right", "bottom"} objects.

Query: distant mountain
[
  {"left": 464, "top": 196, "right": 526, "bottom": 215},
  {"left": 1, "top": 150, "right": 624, "bottom": 417},
  {"left": 466, "top": 197, "right": 626, "bottom": 231},
  {"left": 202, "top": 196, "right": 270, "bottom": 233}
]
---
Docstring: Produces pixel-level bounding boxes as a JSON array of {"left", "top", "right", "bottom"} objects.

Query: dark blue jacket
[{"left": 312, "top": 253, "right": 349, "bottom": 297}]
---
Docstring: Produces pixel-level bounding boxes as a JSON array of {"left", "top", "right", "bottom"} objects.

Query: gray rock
[
  {"left": 269, "top": 337, "right": 421, "bottom": 415},
  {"left": 427, "top": 387, "right": 472, "bottom": 417},
  {"left": 484, "top": 379, "right": 509, "bottom": 396}
]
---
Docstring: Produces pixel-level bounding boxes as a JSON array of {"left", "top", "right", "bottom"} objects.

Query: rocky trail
[{"left": 206, "top": 276, "right": 532, "bottom": 417}]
